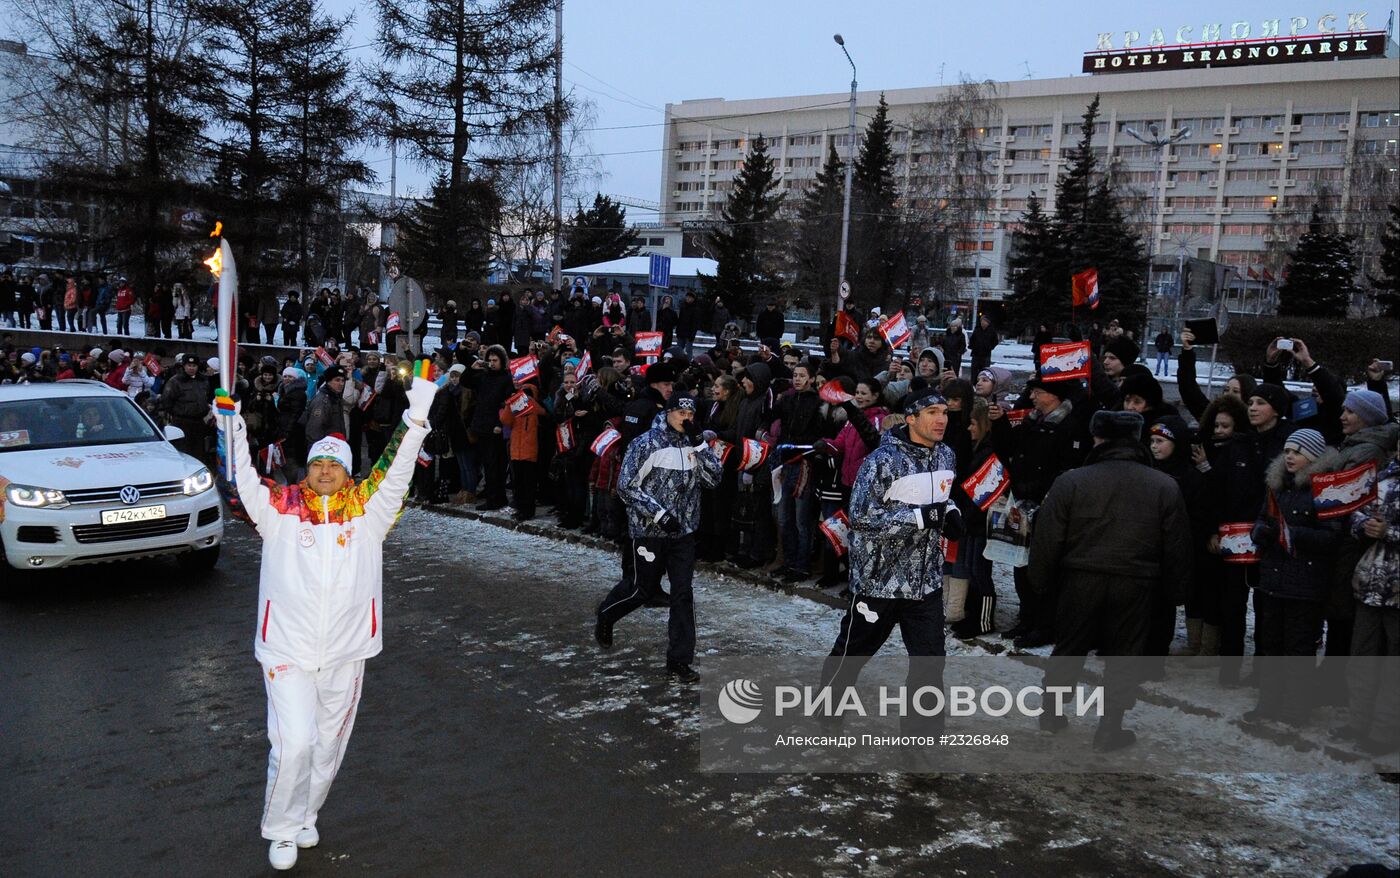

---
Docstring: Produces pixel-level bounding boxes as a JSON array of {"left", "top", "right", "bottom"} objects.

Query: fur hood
[{"left": 1264, "top": 446, "right": 1342, "bottom": 493}]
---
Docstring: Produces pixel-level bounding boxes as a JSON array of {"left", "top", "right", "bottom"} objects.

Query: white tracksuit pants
[{"left": 260, "top": 660, "right": 365, "bottom": 841}]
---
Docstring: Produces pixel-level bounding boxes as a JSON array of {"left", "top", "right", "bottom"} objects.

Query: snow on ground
[{"left": 395, "top": 508, "right": 1399, "bottom": 874}]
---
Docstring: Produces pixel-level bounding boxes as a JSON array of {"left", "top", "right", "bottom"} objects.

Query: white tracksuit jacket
[{"left": 224, "top": 411, "right": 428, "bottom": 670}]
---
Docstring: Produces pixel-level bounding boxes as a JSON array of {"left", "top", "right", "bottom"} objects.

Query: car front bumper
[{"left": 2, "top": 493, "right": 225, "bottom": 569}]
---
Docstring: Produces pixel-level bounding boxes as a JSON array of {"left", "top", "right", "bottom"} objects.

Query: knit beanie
[
  {"left": 1251, "top": 383, "right": 1293, "bottom": 421},
  {"left": 1283, "top": 428, "right": 1327, "bottom": 461},
  {"left": 1343, "top": 389, "right": 1388, "bottom": 427},
  {"left": 306, "top": 433, "right": 353, "bottom": 472},
  {"left": 1120, "top": 371, "right": 1164, "bottom": 410},
  {"left": 1103, "top": 336, "right": 1140, "bottom": 367}
]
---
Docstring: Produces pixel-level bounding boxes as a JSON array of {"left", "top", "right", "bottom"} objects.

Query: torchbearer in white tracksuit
[{"left": 214, "top": 375, "right": 436, "bottom": 871}]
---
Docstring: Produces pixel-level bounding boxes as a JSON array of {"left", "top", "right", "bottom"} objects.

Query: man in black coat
[
  {"left": 968, "top": 314, "right": 999, "bottom": 378},
  {"left": 676, "top": 291, "right": 700, "bottom": 354},
  {"left": 988, "top": 378, "right": 1090, "bottom": 648},
  {"left": 619, "top": 361, "right": 676, "bottom": 447},
  {"left": 1031, "top": 410, "right": 1193, "bottom": 751},
  {"left": 755, "top": 300, "right": 785, "bottom": 343}
]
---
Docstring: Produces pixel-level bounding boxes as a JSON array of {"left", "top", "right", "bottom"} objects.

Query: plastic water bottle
[{"left": 76, "top": 422, "right": 86, "bottom": 440}]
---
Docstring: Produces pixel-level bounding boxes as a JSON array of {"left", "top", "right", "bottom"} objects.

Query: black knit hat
[
  {"left": 1103, "top": 336, "right": 1140, "bottom": 366},
  {"left": 663, "top": 393, "right": 697, "bottom": 413},
  {"left": 645, "top": 362, "right": 677, "bottom": 385},
  {"left": 1119, "top": 371, "right": 1164, "bottom": 410},
  {"left": 1091, "top": 409, "right": 1144, "bottom": 442},
  {"left": 1251, "top": 383, "right": 1293, "bottom": 420}
]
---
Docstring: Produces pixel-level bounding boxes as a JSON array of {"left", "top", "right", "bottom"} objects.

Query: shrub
[{"left": 1220, "top": 316, "right": 1400, "bottom": 383}]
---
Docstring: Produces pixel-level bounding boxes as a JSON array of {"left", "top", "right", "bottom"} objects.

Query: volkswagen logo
[{"left": 118, "top": 485, "right": 142, "bottom": 505}]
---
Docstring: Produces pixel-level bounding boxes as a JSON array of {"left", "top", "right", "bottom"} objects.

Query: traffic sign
[
  {"left": 649, "top": 254, "right": 671, "bottom": 289},
  {"left": 839, "top": 280, "right": 851, "bottom": 300}
]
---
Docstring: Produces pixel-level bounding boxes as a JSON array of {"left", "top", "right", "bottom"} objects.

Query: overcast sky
[{"left": 335, "top": 0, "right": 1398, "bottom": 216}]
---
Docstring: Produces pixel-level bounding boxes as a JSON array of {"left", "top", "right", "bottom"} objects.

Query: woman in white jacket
[
  {"left": 122, "top": 357, "right": 156, "bottom": 399},
  {"left": 172, "top": 283, "right": 193, "bottom": 339},
  {"left": 216, "top": 373, "right": 435, "bottom": 871}
]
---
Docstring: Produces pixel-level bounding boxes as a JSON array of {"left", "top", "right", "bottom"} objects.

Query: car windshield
[{"left": 0, "top": 396, "right": 163, "bottom": 452}]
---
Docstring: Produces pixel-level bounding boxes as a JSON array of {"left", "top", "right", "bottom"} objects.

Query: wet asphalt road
[{"left": 2, "top": 509, "right": 1396, "bottom": 877}]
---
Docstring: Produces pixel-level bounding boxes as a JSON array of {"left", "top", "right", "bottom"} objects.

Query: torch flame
[
  {"left": 203, "top": 247, "right": 223, "bottom": 278},
  {"left": 210, "top": 220, "right": 222, "bottom": 238}
]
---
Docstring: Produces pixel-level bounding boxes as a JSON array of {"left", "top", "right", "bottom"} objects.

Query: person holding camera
[{"left": 594, "top": 394, "right": 721, "bottom": 682}]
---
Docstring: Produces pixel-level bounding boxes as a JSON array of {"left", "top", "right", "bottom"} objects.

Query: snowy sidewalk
[{"left": 413, "top": 498, "right": 1398, "bottom": 775}]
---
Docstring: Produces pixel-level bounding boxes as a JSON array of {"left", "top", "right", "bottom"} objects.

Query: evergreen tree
[
  {"left": 1004, "top": 95, "right": 1146, "bottom": 332},
  {"left": 562, "top": 195, "right": 639, "bottom": 268},
  {"left": 277, "top": 0, "right": 372, "bottom": 295},
  {"left": 702, "top": 136, "right": 786, "bottom": 321},
  {"left": 398, "top": 173, "right": 500, "bottom": 296},
  {"left": 1003, "top": 193, "right": 1066, "bottom": 329},
  {"left": 789, "top": 143, "right": 844, "bottom": 318},
  {"left": 1372, "top": 201, "right": 1400, "bottom": 318},
  {"left": 1278, "top": 206, "right": 1357, "bottom": 317},
  {"left": 848, "top": 95, "right": 899, "bottom": 312}
]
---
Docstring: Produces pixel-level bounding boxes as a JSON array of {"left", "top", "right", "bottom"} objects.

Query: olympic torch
[{"left": 205, "top": 227, "right": 238, "bottom": 481}]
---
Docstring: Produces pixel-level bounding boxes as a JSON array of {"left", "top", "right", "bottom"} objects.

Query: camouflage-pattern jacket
[
  {"left": 1350, "top": 458, "right": 1400, "bottom": 609},
  {"left": 848, "top": 426, "right": 958, "bottom": 600},
  {"left": 617, "top": 413, "right": 722, "bottom": 538}
]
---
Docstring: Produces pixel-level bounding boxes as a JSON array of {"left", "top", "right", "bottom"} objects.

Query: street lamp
[
  {"left": 1124, "top": 123, "right": 1191, "bottom": 334},
  {"left": 834, "top": 34, "right": 856, "bottom": 314}
]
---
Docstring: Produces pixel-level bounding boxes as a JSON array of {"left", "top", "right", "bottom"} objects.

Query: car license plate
[{"left": 101, "top": 505, "right": 167, "bottom": 526}]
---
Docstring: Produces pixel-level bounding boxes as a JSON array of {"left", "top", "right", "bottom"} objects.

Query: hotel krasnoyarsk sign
[{"left": 1083, "top": 11, "right": 1385, "bottom": 73}]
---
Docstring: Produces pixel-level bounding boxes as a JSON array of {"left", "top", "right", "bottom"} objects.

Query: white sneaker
[
  {"left": 269, "top": 839, "right": 298, "bottom": 870},
  {"left": 296, "top": 826, "right": 320, "bottom": 849}
]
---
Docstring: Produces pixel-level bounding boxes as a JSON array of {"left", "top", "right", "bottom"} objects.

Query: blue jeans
[
  {"left": 776, "top": 463, "right": 817, "bottom": 573},
  {"left": 1155, "top": 351, "right": 1170, "bottom": 375},
  {"left": 455, "top": 444, "right": 482, "bottom": 494}
]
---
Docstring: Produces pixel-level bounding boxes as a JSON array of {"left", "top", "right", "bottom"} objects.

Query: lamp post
[
  {"left": 834, "top": 34, "right": 856, "bottom": 315},
  {"left": 1124, "top": 123, "right": 1191, "bottom": 336}
]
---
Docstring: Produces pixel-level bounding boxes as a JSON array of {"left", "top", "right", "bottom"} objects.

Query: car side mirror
[{"left": 163, "top": 424, "right": 186, "bottom": 442}]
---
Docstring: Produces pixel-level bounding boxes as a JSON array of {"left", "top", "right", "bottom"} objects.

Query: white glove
[{"left": 405, "top": 376, "right": 437, "bottom": 423}]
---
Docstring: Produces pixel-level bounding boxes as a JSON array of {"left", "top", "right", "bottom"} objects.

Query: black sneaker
[
  {"left": 780, "top": 568, "right": 809, "bottom": 584},
  {"left": 594, "top": 616, "right": 613, "bottom": 650},
  {"left": 1014, "top": 629, "right": 1053, "bottom": 649},
  {"left": 666, "top": 662, "right": 700, "bottom": 683},
  {"left": 1092, "top": 728, "right": 1137, "bottom": 752},
  {"left": 1039, "top": 713, "right": 1068, "bottom": 734},
  {"left": 1002, "top": 620, "right": 1031, "bottom": 641},
  {"left": 644, "top": 590, "right": 672, "bottom": 608}
]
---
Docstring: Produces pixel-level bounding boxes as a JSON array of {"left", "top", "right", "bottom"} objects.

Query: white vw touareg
[{"left": 0, "top": 380, "right": 224, "bottom": 575}]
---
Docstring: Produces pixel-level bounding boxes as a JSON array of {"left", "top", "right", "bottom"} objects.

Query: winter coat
[
  {"left": 123, "top": 365, "right": 155, "bottom": 400},
  {"left": 161, "top": 371, "right": 213, "bottom": 422},
  {"left": 771, "top": 387, "right": 824, "bottom": 446},
  {"left": 1350, "top": 458, "right": 1400, "bottom": 609},
  {"left": 469, "top": 366, "right": 514, "bottom": 435},
  {"left": 617, "top": 413, "right": 722, "bottom": 538},
  {"left": 1261, "top": 359, "right": 1347, "bottom": 446},
  {"left": 1207, "top": 421, "right": 1297, "bottom": 527},
  {"left": 223, "top": 410, "right": 428, "bottom": 669},
  {"left": 839, "top": 345, "right": 891, "bottom": 386},
  {"left": 735, "top": 363, "right": 773, "bottom": 440},
  {"left": 1252, "top": 449, "right": 1344, "bottom": 603},
  {"left": 969, "top": 325, "right": 999, "bottom": 360},
  {"left": 711, "top": 303, "right": 731, "bottom": 337},
  {"left": 755, "top": 307, "right": 785, "bottom": 341},
  {"left": 950, "top": 434, "right": 996, "bottom": 534},
  {"left": 173, "top": 288, "right": 191, "bottom": 321},
  {"left": 303, "top": 385, "right": 347, "bottom": 447},
  {"left": 834, "top": 402, "right": 887, "bottom": 488},
  {"left": 621, "top": 386, "right": 667, "bottom": 448},
  {"left": 276, "top": 377, "right": 309, "bottom": 438},
  {"left": 988, "top": 400, "right": 1087, "bottom": 504},
  {"left": 113, "top": 285, "right": 135, "bottom": 312},
  {"left": 439, "top": 306, "right": 460, "bottom": 343},
  {"left": 941, "top": 326, "right": 968, "bottom": 363},
  {"left": 847, "top": 425, "right": 958, "bottom": 600},
  {"left": 677, "top": 299, "right": 699, "bottom": 338},
  {"left": 1336, "top": 422, "right": 1400, "bottom": 471},
  {"left": 1029, "top": 439, "right": 1194, "bottom": 601},
  {"left": 499, "top": 387, "right": 542, "bottom": 462},
  {"left": 281, "top": 299, "right": 304, "bottom": 324}
]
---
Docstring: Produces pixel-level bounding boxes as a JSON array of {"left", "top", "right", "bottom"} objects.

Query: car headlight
[
  {"left": 183, "top": 467, "right": 214, "bottom": 496},
  {"left": 5, "top": 483, "right": 70, "bottom": 509}
]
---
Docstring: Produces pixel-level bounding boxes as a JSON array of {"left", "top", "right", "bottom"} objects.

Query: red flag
[
  {"left": 819, "top": 381, "right": 853, "bottom": 405},
  {"left": 708, "top": 437, "right": 733, "bottom": 465},
  {"left": 556, "top": 420, "right": 576, "bottom": 453},
  {"left": 1246, "top": 266, "right": 1261, "bottom": 281},
  {"left": 590, "top": 425, "right": 622, "bottom": 458},
  {"left": 878, "top": 310, "right": 911, "bottom": 350},
  {"left": 819, "top": 510, "right": 851, "bottom": 556},
  {"left": 509, "top": 354, "right": 539, "bottom": 385},
  {"left": 1038, "top": 341, "right": 1091, "bottom": 382},
  {"left": 574, "top": 351, "right": 592, "bottom": 381},
  {"left": 1218, "top": 523, "right": 1259, "bottom": 564},
  {"left": 1261, "top": 268, "right": 1276, "bottom": 283},
  {"left": 961, "top": 454, "right": 1011, "bottom": 511},
  {"left": 738, "top": 438, "right": 770, "bottom": 471},
  {"left": 1311, "top": 462, "right": 1378, "bottom": 520},
  {"left": 1071, "top": 268, "right": 1099, "bottom": 310},
  {"left": 142, "top": 352, "right": 163, "bottom": 377},
  {"left": 634, "top": 331, "right": 664, "bottom": 359},
  {"left": 834, "top": 311, "right": 860, "bottom": 345}
]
